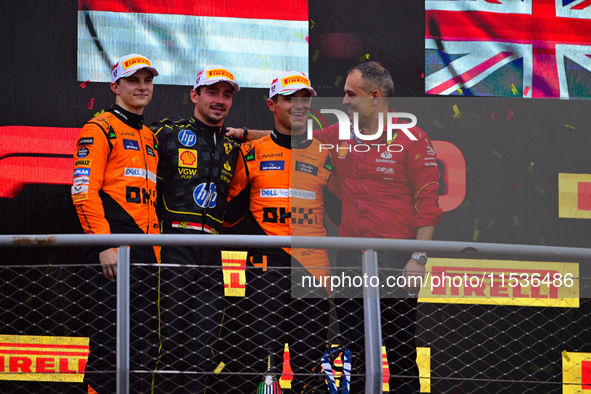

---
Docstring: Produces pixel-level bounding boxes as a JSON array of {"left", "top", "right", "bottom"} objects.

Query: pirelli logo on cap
[
  {"left": 0, "top": 334, "right": 89, "bottom": 382},
  {"left": 206, "top": 69, "right": 235, "bottom": 81},
  {"left": 122, "top": 56, "right": 151, "bottom": 70},
  {"left": 282, "top": 75, "right": 310, "bottom": 87}
]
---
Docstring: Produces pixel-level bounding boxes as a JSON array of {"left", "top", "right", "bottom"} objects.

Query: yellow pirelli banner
[
  {"left": 221, "top": 250, "right": 247, "bottom": 297},
  {"left": 559, "top": 173, "right": 591, "bottom": 219},
  {"left": 0, "top": 335, "right": 89, "bottom": 382},
  {"left": 563, "top": 351, "right": 591, "bottom": 393},
  {"left": 418, "top": 258, "right": 579, "bottom": 308}
]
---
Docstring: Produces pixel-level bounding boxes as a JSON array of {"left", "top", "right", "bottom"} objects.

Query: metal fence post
[
  {"left": 362, "top": 249, "right": 383, "bottom": 393},
  {"left": 116, "top": 246, "right": 130, "bottom": 394}
]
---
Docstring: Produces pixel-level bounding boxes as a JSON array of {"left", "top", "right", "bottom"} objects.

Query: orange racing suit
[
  {"left": 225, "top": 130, "right": 335, "bottom": 392},
  {"left": 72, "top": 104, "right": 159, "bottom": 393}
]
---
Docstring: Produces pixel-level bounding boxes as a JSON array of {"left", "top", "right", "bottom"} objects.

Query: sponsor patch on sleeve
[
  {"left": 72, "top": 193, "right": 88, "bottom": 203},
  {"left": 146, "top": 145, "right": 155, "bottom": 157},
  {"left": 74, "top": 159, "right": 91, "bottom": 167},
  {"left": 77, "top": 137, "right": 94, "bottom": 146},
  {"left": 76, "top": 147, "right": 89, "bottom": 158},
  {"left": 71, "top": 185, "right": 89, "bottom": 195},
  {"left": 73, "top": 168, "right": 91, "bottom": 177},
  {"left": 73, "top": 176, "right": 90, "bottom": 186}
]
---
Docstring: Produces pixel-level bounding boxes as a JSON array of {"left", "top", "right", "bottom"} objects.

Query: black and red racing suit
[{"left": 149, "top": 115, "right": 241, "bottom": 393}]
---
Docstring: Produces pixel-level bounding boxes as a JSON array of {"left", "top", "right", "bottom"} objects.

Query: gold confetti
[
  {"left": 312, "top": 49, "right": 320, "bottom": 62},
  {"left": 183, "top": 93, "right": 189, "bottom": 105},
  {"left": 93, "top": 109, "right": 105, "bottom": 117},
  {"left": 513, "top": 215, "right": 519, "bottom": 227},
  {"left": 487, "top": 219, "right": 494, "bottom": 231},
  {"left": 334, "top": 75, "right": 343, "bottom": 86},
  {"left": 460, "top": 200, "right": 471, "bottom": 209},
  {"left": 562, "top": 350, "right": 570, "bottom": 362},
  {"left": 528, "top": 162, "right": 534, "bottom": 174},
  {"left": 564, "top": 124, "right": 575, "bottom": 130},
  {"left": 214, "top": 362, "right": 226, "bottom": 373},
  {"left": 310, "top": 19, "right": 315, "bottom": 29},
  {"left": 472, "top": 228, "right": 480, "bottom": 241},
  {"left": 294, "top": 32, "right": 305, "bottom": 40},
  {"left": 510, "top": 83, "right": 518, "bottom": 95},
  {"left": 469, "top": 113, "right": 481, "bottom": 119},
  {"left": 452, "top": 104, "right": 461, "bottom": 119},
  {"left": 433, "top": 119, "right": 444, "bottom": 129},
  {"left": 491, "top": 150, "right": 503, "bottom": 159},
  {"left": 534, "top": 185, "right": 545, "bottom": 195},
  {"left": 457, "top": 87, "right": 463, "bottom": 94}
]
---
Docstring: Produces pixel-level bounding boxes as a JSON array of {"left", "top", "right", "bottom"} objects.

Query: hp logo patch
[
  {"left": 178, "top": 130, "right": 196, "bottom": 147},
  {"left": 193, "top": 182, "right": 217, "bottom": 208}
]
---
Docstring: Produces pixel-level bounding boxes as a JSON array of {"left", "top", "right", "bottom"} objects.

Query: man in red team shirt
[
  {"left": 315, "top": 61, "right": 443, "bottom": 392},
  {"left": 230, "top": 61, "right": 442, "bottom": 391}
]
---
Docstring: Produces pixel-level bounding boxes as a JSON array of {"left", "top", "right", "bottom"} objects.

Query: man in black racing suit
[{"left": 150, "top": 65, "right": 242, "bottom": 393}]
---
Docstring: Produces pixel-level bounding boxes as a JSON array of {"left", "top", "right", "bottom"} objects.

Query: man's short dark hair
[{"left": 348, "top": 61, "right": 395, "bottom": 98}]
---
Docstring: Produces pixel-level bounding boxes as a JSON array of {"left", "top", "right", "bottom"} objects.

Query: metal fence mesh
[{"left": 1, "top": 252, "right": 590, "bottom": 393}]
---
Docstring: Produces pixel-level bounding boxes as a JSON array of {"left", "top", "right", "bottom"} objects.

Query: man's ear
[
  {"left": 266, "top": 98, "right": 275, "bottom": 112},
  {"left": 110, "top": 82, "right": 119, "bottom": 95},
  {"left": 190, "top": 89, "right": 199, "bottom": 105}
]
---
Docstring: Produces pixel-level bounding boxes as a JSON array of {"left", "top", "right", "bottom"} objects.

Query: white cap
[
  {"left": 193, "top": 65, "right": 240, "bottom": 92},
  {"left": 112, "top": 54, "right": 158, "bottom": 83},
  {"left": 269, "top": 71, "right": 316, "bottom": 98}
]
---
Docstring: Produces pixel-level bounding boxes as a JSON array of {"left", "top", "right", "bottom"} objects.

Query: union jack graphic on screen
[{"left": 425, "top": 0, "right": 591, "bottom": 99}]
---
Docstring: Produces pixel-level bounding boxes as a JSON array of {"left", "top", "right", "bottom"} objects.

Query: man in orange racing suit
[
  {"left": 149, "top": 65, "right": 242, "bottom": 393},
  {"left": 71, "top": 53, "right": 160, "bottom": 393},
  {"left": 225, "top": 71, "right": 335, "bottom": 393}
]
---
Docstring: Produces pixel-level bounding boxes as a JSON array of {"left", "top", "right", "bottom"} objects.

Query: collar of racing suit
[
  {"left": 110, "top": 104, "right": 145, "bottom": 130},
  {"left": 271, "top": 128, "right": 313, "bottom": 150},
  {"left": 189, "top": 115, "right": 224, "bottom": 137}
]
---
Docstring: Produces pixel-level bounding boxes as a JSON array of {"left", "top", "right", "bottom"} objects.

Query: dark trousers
[
  {"left": 84, "top": 257, "right": 159, "bottom": 394},
  {"left": 152, "top": 245, "right": 227, "bottom": 394},
  {"left": 333, "top": 250, "right": 420, "bottom": 393},
  {"left": 216, "top": 248, "right": 330, "bottom": 393}
]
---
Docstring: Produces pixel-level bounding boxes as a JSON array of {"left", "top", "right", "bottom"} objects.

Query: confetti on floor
[
  {"left": 487, "top": 220, "right": 494, "bottom": 231},
  {"left": 433, "top": 119, "right": 444, "bottom": 129},
  {"left": 334, "top": 75, "right": 343, "bottom": 86},
  {"left": 513, "top": 215, "right": 520, "bottom": 227},
  {"left": 80, "top": 80, "right": 89, "bottom": 89},
  {"left": 534, "top": 185, "right": 545, "bottom": 195}
]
